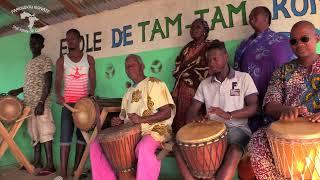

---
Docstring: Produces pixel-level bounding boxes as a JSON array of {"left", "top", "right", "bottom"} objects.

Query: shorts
[
  {"left": 227, "top": 126, "right": 250, "bottom": 153},
  {"left": 28, "top": 108, "right": 55, "bottom": 145},
  {"left": 60, "top": 103, "right": 86, "bottom": 145}
]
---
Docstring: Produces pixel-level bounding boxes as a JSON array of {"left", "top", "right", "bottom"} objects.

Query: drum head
[
  {"left": 176, "top": 120, "right": 226, "bottom": 144},
  {"left": 0, "top": 96, "right": 23, "bottom": 122},
  {"left": 73, "top": 98, "right": 97, "bottom": 131},
  {"left": 268, "top": 118, "right": 320, "bottom": 139},
  {"left": 98, "top": 123, "right": 141, "bottom": 142}
]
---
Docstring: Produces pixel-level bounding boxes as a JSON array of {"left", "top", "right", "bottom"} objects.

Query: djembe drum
[
  {"left": 0, "top": 94, "right": 23, "bottom": 122},
  {"left": 64, "top": 97, "right": 99, "bottom": 131},
  {"left": 98, "top": 123, "right": 141, "bottom": 178},
  {"left": 176, "top": 120, "right": 228, "bottom": 179},
  {"left": 267, "top": 118, "right": 320, "bottom": 179}
]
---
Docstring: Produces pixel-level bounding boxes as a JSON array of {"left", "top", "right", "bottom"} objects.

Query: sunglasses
[{"left": 289, "top": 36, "right": 310, "bottom": 46}]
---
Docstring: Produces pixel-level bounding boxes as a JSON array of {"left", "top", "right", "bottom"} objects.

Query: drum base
[
  {"left": 192, "top": 173, "right": 215, "bottom": 179},
  {"left": 118, "top": 171, "right": 135, "bottom": 180}
]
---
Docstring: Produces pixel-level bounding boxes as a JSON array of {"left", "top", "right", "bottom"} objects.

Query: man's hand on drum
[
  {"left": 111, "top": 117, "right": 123, "bottom": 126},
  {"left": 308, "top": 113, "right": 320, "bottom": 123},
  {"left": 189, "top": 116, "right": 206, "bottom": 123},
  {"left": 56, "top": 95, "right": 65, "bottom": 105},
  {"left": 208, "top": 107, "right": 230, "bottom": 120},
  {"left": 279, "top": 106, "right": 309, "bottom": 121},
  {"left": 279, "top": 106, "right": 299, "bottom": 121},
  {"left": 127, "top": 113, "right": 142, "bottom": 124}
]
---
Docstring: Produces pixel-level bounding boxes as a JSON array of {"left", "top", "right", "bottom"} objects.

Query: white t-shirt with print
[{"left": 194, "top": 70, "right": 258, "bottom": 135}]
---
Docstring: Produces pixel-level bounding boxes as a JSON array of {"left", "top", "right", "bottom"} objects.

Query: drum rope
[
  {"left": 177, "top": 132, "right": 228, "bottom": 179},
  {"left": 268, "top": 134, "right": 320, "bottom": 179}
]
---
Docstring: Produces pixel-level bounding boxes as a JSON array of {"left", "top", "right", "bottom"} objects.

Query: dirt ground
[{"left": 0, "top": 166, "right": 91, "bottom": 180}]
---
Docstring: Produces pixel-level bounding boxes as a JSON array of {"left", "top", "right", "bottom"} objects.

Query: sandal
[{"left": 36, "top": 169, "right": 56, "bottom": 176}]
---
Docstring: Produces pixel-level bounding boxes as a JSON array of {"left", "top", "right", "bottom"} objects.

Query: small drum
[
  {"left": 0, "top": 94, "right": 23, "bottom": 122},
  {"left": 176, "top": 120, "right": 228, "bottom": 179},
  {"left": 65, "top": 97, "right": 99, "bottom": 131},
  {"left": 267, "top": 118, "right": 320, "bottom": 179},
  {"left": 98, "top": 123, "right": 141, "bottom": 177}
]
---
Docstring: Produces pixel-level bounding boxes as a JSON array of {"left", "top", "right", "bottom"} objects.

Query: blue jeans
[{"left": 60, "top": 103, "right": 85, "bottom": 145}]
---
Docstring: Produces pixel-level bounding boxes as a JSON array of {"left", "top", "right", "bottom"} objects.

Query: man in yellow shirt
[{"left": 89, "top": 54, "right": 176, "bottom": 180}]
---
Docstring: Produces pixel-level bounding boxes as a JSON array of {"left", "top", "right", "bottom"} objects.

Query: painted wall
[
  {"left": 39, "top": 0, "right": 320, "bottom": 63},
  {"left": 0, "top": 0, "right": 320, "bottom": 176},
  {"left": 0, "top": 32, "right": 241, "bottom": 169}
]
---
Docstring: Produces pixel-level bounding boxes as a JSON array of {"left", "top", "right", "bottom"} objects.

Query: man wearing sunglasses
[{"left": 248, "top": 20, "right": 320, "bottom": 179}]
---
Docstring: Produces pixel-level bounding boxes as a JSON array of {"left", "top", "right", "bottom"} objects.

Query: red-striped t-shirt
[{"left": 63, "top": 54, "right": 89, "bottom": 103}]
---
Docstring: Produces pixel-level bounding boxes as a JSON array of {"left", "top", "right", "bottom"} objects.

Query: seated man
[
  {"left": 89, "top": 54, "right": 176, "bottom": 180},
  {"left": 175, "top": 40, "right": 259, "bottom": 179},
  {"left": 248, "top": 20, "right": 320, "bottom": 179}
]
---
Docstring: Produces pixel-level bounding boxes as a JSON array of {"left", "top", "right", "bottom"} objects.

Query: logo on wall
[
  {"left": 11, "top": 5, "right": 50, "bottom": 33},
  {"left": 125, "top": 81, "right": 132, "bottom": 89},
  {"left": 150, "top": 60, "right": 162, "bottom": 73},
  {"left": 105, "top": 63, "right": 115, "bottom": 79}
]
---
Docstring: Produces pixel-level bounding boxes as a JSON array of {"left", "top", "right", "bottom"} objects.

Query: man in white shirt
[{"left": 175, "top": 40, "right": 259, "bottom": 179}]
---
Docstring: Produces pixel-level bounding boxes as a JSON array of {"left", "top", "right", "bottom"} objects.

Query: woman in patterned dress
[{"left": 172, "top": 18, "right": 210, "bottom": 134}]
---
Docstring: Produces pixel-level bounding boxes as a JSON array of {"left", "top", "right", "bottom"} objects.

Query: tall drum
[
  {"left": 267, "top": 118, "right": 320, "bottom": 179},
  {"left": 0, "top": 94, "right": 23, "bottom": 122},
  {"left": 176, "top": 120, "right": 228, "bottom": 179},
  {"left": 98, "top": 123, "right": 141, "bottom": 178}
]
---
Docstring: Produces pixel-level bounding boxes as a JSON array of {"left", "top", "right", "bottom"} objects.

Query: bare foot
[{"left": 20, "top": 162, "right": 42, "bottom": 171}]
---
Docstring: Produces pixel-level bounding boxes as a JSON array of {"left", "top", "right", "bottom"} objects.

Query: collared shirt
[
  {"left": 120, "top": 77, "right": 176, "bottom": 142},
  {"left": 194, "top": 67, "right": 258, "bottom": 134},
  {"left": 264, "top": 56, "right": 320, "bottom": 114}
]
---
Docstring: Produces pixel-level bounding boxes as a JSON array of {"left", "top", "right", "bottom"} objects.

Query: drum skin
[
  {"left": 267, "top": 118, "right": 320, "bottom": 179},
  {"left": 176, "top": 120, "right": 228, "bottom": 179},
  {"left": 0, "top": 95, "right": 23, "bottom": 122},
  {"left": 72, "top": 97, "right": 97, "bottom": 131},
  {"left": 98, "top": 123, "right": 141, "bottom": 175}
]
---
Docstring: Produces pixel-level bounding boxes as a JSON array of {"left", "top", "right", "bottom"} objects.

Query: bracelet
[
  {"left": 228, "top": 112, "right": 233, "bottom": 120},
  {"left": 38, "top": 101, "right": 44, "bottom": 104}
]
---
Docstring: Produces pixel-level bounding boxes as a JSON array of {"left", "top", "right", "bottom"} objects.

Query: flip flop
[{"left": 36, "top": 169, "right": 56, "bottom": 176}]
